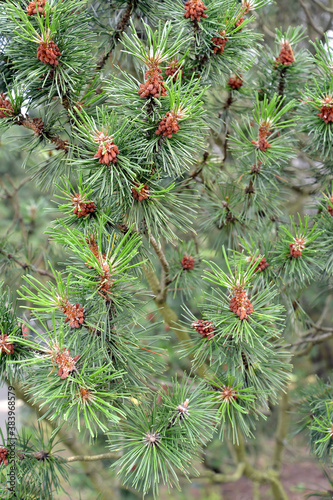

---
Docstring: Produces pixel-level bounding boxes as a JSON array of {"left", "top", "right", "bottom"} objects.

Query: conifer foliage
[{"left": 1, "top": 0, "right": 333, "bottom": 499}]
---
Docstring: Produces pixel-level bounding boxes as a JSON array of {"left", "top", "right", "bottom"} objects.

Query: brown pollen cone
[
  {"left": 27, "top": 0, "right": 47, "bottom": 16},
  {"left": 191, "top": 320, "right": 215, "bottom": 339},
  {"left": 228, "top": 75, "right": 243, "bottom": 90},
  {"left": 251, "top": 122, "right": 272, "bottom": 152},
  {"left": 37, "top": 40, "right": 61, "bottom": 66},
  {"left": 275, "top": 40, "right": 295, "bottom": 66},
  {"left": 156, "top": 111, "right": 180, "bottom": 139},
  {"left": 229, "top": 285, "right": 254, "bottom": 320},
  {"left": 72, "top": 194, "right": 96, "bottom": 218},
  {"left": 139, "top": 66, "right": 167, "bottom": 99},
  {"left": 0, "top": 333, "right": 14, "bottom": 355},
  {"left": 131, "top": 182, "right": 150, "bottom": 201},
  {"left": 0, "top": 447, "right": 8, "bottom": 466},
  {"left": 251, "top": 256, "right": 269, "bottom": 273},
  {"left": 212, "top": 30, "right": 228, "bottom": 55},
  {"left": 166, "top": 60, "right": 183, "bottom": 82},
  {"left": 94, "top": 131, "right": 119, "bottom": 165},
  {"left": 60, "top": 301, "right": 85, "bottom": 328},
  {"left": 0, "top": 93, "right": 14, "bottom": 119},
  {"left": 184, "top": 0, "right": 208, "bottom": 21},
  {"left": 54, "top": 348, "right": 81, "bottom": 379},
  {"left": 318, "top": 96, "right": 333, "bottom": 124},
  {"left": 289, "top": 237, "right": 305, "bottom": 258},
  {"left": 181, "top": 255, "right": 195, "bottom": 270}
]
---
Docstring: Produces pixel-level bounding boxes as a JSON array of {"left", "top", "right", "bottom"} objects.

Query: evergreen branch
[
  {"left": 147, "top": 233, "right": 170, "bottom": 302},
  {"left": 297, "top": 0, "right": 325, "bottom": 36},
  {"left": 188, "top": 462, "right": 246, "bottom": 482},
  {"left": 16, "top": 114, "right": 69, "bottom": 152},
  {"left": 272, "top": 390, "right": 290, "bottom": 473},
  {"left": 65, "top": 452, "right": 121, "bottom": 462},
  {"left": 7, "top": 381, "right": 108, "bottom": 495},
  {"left": 313, "top": 0, "right": 333, "bottom": 13},
  {"left": 0, "top": 248, "right": 54, "bottom": 279},
  {"left": 142, "top": 264, "right": 207, "bottom": 378},
  {"left": 96, "top": 0, "right": 134, "bottom": 71}
]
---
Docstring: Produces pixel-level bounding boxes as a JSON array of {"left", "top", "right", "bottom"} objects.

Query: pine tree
[{"left": 1, "top": 1, "right": 333, "bottom": 499}]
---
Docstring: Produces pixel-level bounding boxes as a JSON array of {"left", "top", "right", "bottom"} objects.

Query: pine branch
[
  {"left": 16, "top": 115, "right": 69, "bottom": 152},
  {"left": 96, "top": 1, "right": 135, "bottom": 71},
  {"left": 0, "top": 248, "right": 54, "bottom": 279},
  {"left": 313, "top": 0, "right": 333, "bottom": 13},
  {"left": 7, "top": 382, "right": 109, "bottom": 495},
  {"left": 298, "top": 0, "right": 325, "bottom": 36},
  {"left": 147, "top": 233, "right": 170, "bottom": 302},
  {"left": 272, "top": 390, "right": 290, "bottom": 473},
  {"left": 66, "top": 452, "right": 121, "bottom": 462}
]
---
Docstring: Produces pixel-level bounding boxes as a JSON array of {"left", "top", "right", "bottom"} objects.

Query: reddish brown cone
[
  {"left": 191, "top": 320, "right": 215, "bottom": 339},
  {"left": 37, "top": 40, "right": 61, "bottom": 66},
  {"left": 212, "top": 30, "right": 228, "bottom": 55},
  {"left": 318, "top": 96, "right": 333, "bottom": 124},
  {"left": 184, "top": 0, "right": 208, "bottom": 21},
  {"left": 166, "top": 60, "right": 183, "bottom": 82},
  {"left": 27, "top": 0, "right": 47, "bottom": 16},
  {"left": 181, "top": 255, "right": 195, "bottom": 271},
  {"left": 60, "top": 301, "right": 85, "bottom": 328},
  {"left": 94, "top": 131, "right": 119, "bottom": 165},
  {"left": 139, "top": 66, "right": 167, "bottom": 99},
  {"left": 156, "top": 111, "right": 180, "bottom": 139},
  {"left": 289, "top": 237, "right": 305, "bottom": 258},
  {"left": 0, "top": 93, "right": 14, "bottom": 119},
  {"left": 131, "top": 182, "right": 150, "bottom": 201},
  {"left": 72, "top": 194, "right": 96, "bottom": 218},
  {"left": 0, "top": 333, "right": 14, "bottom": 355},
  {"left": 54, "top": 348, "right": 81, "bottom": 379},
  {"left": 229, "top": 286, "right": 254, "bottom": 320},
  {"left": 228, "top": 75, "right": 243, "bottom": 90},
  {"left": 275, "top": 40, "right": 295, "bottom": 66}
]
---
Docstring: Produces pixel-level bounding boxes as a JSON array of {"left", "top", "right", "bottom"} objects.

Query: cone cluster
[
  {"left": 37, "top": 40, "right": 61, "bottom": 66},
  {"left": 184, "top": 0, "right": 208, "bottom": 21},
  {"left": 131, "top": 182, "right": 150, "bottom": 201},
  {"left": 54, "top": 347, "right": 81, "bottom": 379},
  {"left": 181, "top": 255, "right": 195, "bottom": 270},
  {"left": 229, "top": 286, "right": 254, "bottom": 320},
  {"left": 72, "top": 194, "right": 96, "bottom": 218},
  {"left": 27, "top": 0, "right": 47, "bottom": 16},
  {"left": 228, "top": 75, "right": 243, "bottom": 90},
  {"left": 0, "top": 333, "right": 14, "bottom": 355},
  {"left": 317, "top": 96, "right": 333, "bottom": 124},
  {"left": 251, "top": 121, "right": 272, "bottom": 152},
  {"left": 166, "top": 60, "right": 182, "bottom": 82},
  {"left": 94, "top": 131, "right": 119, "bottom": 165},
  {"left": 289, "top": 237, "right": 305, "bottom": 258},
  {"left": 0, "top": 93, "right": 14, "bottom": 119},
  {"left": 61, "top": 301, "right": 85, "bottom": 328},
  {"left": 191, "top": 320, "right": 215, "bottom": 339},
  {"left": 275, "top": 40, "right": 295, "bottom": 66},
  {"left": 86, "top": 236, "right": 113, "bottom": 299},
  {"left": 0, "top": 448, "right": 8, "bottom": 466},
  {"left": 212, "top": 30, "right": 228, "bottom": 55},
  {"left": 156, "top": 111, "right": 180, "bottom": 139},
  {"left": 139, "top": 66, "right": 167, "bottom": 99},
  {"left": 251, "top": 256, "right": 269, "bottom": 273}
]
